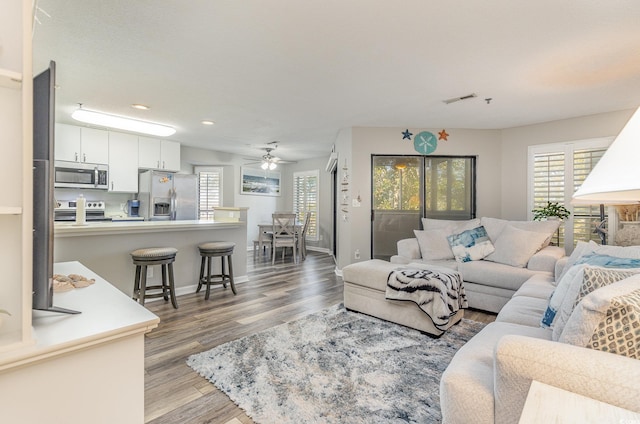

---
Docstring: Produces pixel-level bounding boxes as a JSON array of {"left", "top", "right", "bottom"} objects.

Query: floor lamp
[{"left": 572, "top": 106, "right": 640, "bottom": 245}]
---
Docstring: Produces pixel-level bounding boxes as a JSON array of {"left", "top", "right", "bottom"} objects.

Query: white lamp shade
[{"left": 572, "top": 106, "right": 640, "bottom": 205}]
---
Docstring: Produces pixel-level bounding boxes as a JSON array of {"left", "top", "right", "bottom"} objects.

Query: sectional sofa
[
  {"left": 343, "top": 218, "right": 640, "bottom": 422},
  {"left": 390, "top": 217, "right": 565, "bottom": 312},
  {"left": 440, "top": 241, "right": 640, "bottom": 423}
]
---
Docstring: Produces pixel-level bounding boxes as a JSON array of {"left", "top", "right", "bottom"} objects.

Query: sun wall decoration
[{"left": 401, "top": 129, "right": 450, "bottom": 154}]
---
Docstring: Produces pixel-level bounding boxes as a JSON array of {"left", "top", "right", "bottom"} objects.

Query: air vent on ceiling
[{"left": 443, "top": 93, "right": 478, "bottom": 104}]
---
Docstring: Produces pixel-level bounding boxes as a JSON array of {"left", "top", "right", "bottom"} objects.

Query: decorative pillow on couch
[
  {"left": 484, "top": 224, "right": 550, "bottom": 268},
  {"left": 552, "top": 266, "right": 640, "bottom": 340},
  {"left": 414, "top": 218, "right": 483, "bottom": 261},
  {"left": 414, "top": 229, "right": 455, "bottom": 261},
  {"left": 559, "top": 274, "right": 640, "bottom": 359},
  {"left": 541, "top": 264, "right": 587, "bottom": 328},
  {"left": 480, "top": 217, "right": 560, "bottom": 248},
  {"left": 447, "top": 226, "right": 495, "bottom": 263}
]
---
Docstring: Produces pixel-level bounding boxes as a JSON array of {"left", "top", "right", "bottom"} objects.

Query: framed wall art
[{"left": 240, "top": 167, "right": 281, "bottom": 196}]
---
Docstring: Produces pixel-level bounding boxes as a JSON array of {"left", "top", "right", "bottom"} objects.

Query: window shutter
[
  {"left": 197, "top": 168, "right": 222, "bottom": 220},
  {"left": 293, "top": 170, "right": 319, "bottom": 241},
  {"left": 572, "top": 148, "right": 607, "bottom": 244}
]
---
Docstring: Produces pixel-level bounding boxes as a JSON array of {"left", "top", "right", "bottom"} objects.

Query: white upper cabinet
[
  {"left": 108, "top": 132, "right": 139, "bottom": 193},
  {"left": 55, "top": 124, "right": 109, "bottom": 164},
  {"left": 161, "top": 140, "right": 181, "bottom": 171},
  {"left": 138, "top": 137, "right": 180, "bottom": 171}
]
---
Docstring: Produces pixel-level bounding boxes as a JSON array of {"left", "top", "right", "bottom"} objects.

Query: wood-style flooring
[{"left": 144, "top": 250, "right": 496, "bottom": 424}]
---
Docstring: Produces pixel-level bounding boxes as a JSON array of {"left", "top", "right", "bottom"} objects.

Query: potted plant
[{"left": 532, "top": 201, "right": 571, "bottom": 221}]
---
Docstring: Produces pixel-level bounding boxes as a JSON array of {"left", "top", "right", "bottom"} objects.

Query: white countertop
[
  {"left": 55, "top": 219, "right": 244, "bottom": 237},
  {"left": 0, "top": 261, "right": 159, "bottom": 372}
]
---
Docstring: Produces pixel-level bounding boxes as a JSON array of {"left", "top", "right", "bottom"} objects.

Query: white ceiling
[{"left": 32, "top": 0, "right": 640, "bottom": 162}]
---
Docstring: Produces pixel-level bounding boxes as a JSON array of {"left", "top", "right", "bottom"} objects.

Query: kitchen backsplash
[{"left": 54, "top": 188, "right": 136, "bottom": 217}]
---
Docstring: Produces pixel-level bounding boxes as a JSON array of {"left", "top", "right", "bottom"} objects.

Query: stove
[{"left": 54, "top": 200, "right": 112, "bottom": 222}]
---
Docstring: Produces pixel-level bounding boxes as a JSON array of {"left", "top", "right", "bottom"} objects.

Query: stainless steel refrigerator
[{"left": 138, "top": 170, "right": 198, "bottom": 221}]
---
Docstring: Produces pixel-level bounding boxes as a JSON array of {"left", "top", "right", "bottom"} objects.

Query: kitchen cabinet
[
  {"left": 55, "top": 123, "right": 109, "bottom": 164},
  {"left": 108, "top": 132, "right": 139, "bottom": 192},
  {"left": 138, "top": 136, "right": 181, "bottom": 171}
]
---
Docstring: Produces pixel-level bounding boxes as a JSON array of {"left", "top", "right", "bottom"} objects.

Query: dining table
[{"left": 257, "top": 222, "right": 303, "bottom": 257}]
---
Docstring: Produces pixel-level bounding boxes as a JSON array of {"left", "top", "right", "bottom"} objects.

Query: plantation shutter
[
  {"left": 196, "top": 167, "right": 223, "bottom": 220},
  {"left": 293, "top": 170, "right": 319, "bottom": 241},
  {"left": 572, "top": 148, "right": 607, "bottom": 244},
  {"left": 529, "top": 138, "right": 612, "bottom": 249},
  {"left": 532, "top": 152, "right": 566, "bottom": 245}
]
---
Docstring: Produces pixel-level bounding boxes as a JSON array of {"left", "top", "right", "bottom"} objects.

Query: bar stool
[
  {"left": 131, "top": 247, "right": 178, "bottom": 309},
  {"left": 197, "top": 241, "right": 237, "bottom": 300}
]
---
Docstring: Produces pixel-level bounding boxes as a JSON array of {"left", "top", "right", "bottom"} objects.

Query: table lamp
[{"left": 572, "top": 106, "right": 640, "bottom": 245}]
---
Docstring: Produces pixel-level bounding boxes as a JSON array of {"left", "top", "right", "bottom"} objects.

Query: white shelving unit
[{"left": 0, "top": 0, "right": 33, "bottom": 353}]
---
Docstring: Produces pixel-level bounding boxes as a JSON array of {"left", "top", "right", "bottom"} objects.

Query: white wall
[
  {"left": 500, "top": 109, "right": 635, "bottom": 219},
  {"left": 334, "top": 126, "right": 502, "bottom": 269},
  {"left": 181, "top": 145, "right": 333, "bottom": 250}
]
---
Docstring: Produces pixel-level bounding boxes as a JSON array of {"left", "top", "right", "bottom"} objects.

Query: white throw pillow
[
  {"left": 485, "top": 225, "right": 550, "bottom": 268},
  {"left": 541, "top": 264, "right": 588, "bottom": 328},
  {"left": 559, "top": 274, "right": 640, "bottom": 359},
  {"left": 480, "top": 217, "right": 560, "bottom": 248},
  {"left": 447, "top": 226, "right": 495, "bottom": 263},
  {"left": 414, "top": 229, "right": 454, "bottom": 261},
  {"left": 552, "top": 266, "right": 640, "bottom": 341}
]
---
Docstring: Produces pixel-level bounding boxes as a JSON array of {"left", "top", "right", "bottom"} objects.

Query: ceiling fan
[{"left": 244, "top": 142, "right": 295, "bottom": 170}]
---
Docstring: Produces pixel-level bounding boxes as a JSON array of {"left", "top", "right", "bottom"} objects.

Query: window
[
  {"left": 293, "top": 170, "right": 318, "bottom": 241},
  {"left": 196, "top": 167, "right": 223, "bottom": 220},
  {"left": 528, "top": 138, "right": 612, "bottom": 249},
  {"left": 371, "top": 155, "right": 476, "bottom": 260}
]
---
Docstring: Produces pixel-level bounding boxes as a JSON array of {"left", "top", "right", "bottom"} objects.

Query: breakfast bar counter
[{"left": 54, "top": 219, "right": 248, "bottom": 297}]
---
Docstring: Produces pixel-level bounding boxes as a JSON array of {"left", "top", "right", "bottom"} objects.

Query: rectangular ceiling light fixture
[
  {"left": 443, "top": 93, "right": 477, "bottom": 104},
  {"left": 71, "top": 108, "right": 176, "bottom": 137}
]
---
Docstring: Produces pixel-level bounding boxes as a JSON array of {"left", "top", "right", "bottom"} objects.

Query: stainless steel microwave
[{"left": 54, "top": 160, "right": 109, "bottom": 189}]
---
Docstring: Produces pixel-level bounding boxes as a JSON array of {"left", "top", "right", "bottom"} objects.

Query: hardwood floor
[{"left": 144, "top": 250, "right": 496, "bottom": 423}]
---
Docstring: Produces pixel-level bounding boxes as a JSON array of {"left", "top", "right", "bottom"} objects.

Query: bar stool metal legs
[
  {"left": 131, "top": 247, "right": 179, "bottom": 309},
  {"left": 197, "top": 241, "right": 237, "bottom": 300}
]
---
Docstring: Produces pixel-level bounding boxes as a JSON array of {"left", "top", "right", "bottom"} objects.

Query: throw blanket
[{"left": 386, "top": 267, "right": 468, "bottom": 330}]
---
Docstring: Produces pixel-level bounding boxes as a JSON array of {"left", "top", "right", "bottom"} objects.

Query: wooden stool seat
[
  {"left": 131, "top": 247, "right": 178, "bottom": 309},
  {"left": 197, "top": 241, "right": 236, "bottom": 300}
]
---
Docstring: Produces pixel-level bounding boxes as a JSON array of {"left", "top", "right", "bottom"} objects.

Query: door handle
[{"left": 94, "top": 167, "right": 99, "bottom": 188}]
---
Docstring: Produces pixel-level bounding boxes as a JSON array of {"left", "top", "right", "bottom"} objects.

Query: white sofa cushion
[
  {"left": 413, "top": 218, "right": 483, "bottom": 261},
  {"left": 552, "top": 266, "right": 640, "bottom": 341},
  {"left": 560, "top": 274, "right": 640, "bottom": 359},
  {"left": 414, "top": 229, "right": 453, "bottom": 260},
  {"left": 485, "top": 225, "right": 550, "bottom": 268},
  {"left": 440, "top": 322, "right": 551, "bottom": 424},
  {"left": 480, "top": 217, "right": 560, "bottom": 248},
  {"left": 496, "top": 296, "right": 551, "bottom": 327}
]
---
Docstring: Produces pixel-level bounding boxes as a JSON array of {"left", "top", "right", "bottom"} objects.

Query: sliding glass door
[{"left": 371, "top": 155, "right": 476, "bottom": 260}]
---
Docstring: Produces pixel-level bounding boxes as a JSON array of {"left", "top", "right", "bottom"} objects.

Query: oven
[
  {"left": 54, "top": 160, "right": 109, "bottom": 189},
  {"left": 54, "top": 200, "right": 112, "bottom": 222}
]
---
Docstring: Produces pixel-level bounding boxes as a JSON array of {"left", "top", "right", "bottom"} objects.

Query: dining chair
[
  {"left": 272, "top": 213, "right": 297, "bottom": 265},
  {"left": 298, "top": 212, "right": 312, "bottom": 260}
]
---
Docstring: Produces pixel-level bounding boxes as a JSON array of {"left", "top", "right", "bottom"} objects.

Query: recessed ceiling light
[
  {"left": 201, "top": 120, "right": 215, "bottom": 126},
  {"left": 131, "top": 104, "right": 150, "bottom": 110},
  {"left": 72, "top": 108, "right": 176, "bottom": 137}
]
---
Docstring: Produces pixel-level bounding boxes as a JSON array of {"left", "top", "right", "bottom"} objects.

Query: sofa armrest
[
  {"left": 526, "top": 245, "right": 565, "bottom": 273},
  {"left": 397, "top": 238, "right": 421, "bottom": 260},
  {"left": 494, "top": 335, "right": 640, "bottom": 424}
]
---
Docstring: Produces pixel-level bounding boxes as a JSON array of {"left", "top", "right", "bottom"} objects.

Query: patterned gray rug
[{"left": 187, "top": 304, "right": 485, "bottom": 423}]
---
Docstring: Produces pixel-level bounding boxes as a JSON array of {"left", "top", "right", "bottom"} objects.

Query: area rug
[{"left": 187, "top": 304, "right": 485, "bottom": 423}]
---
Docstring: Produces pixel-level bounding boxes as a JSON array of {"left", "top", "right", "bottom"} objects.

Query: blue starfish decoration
[{"left": 402, "top": 129, "right": 413, "bottom": 140}]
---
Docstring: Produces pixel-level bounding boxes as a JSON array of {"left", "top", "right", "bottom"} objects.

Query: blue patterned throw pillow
[{"left": 447, "top": 226, "right": 495, "bottom": 263}]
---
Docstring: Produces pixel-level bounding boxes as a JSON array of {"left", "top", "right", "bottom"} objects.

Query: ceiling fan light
[
  {"left": 71, "top": 108, "right": 176, "bottom": 137},
  {"left": 261, "top": 162, "right": 269, "bottom": 170},
  {"left": 269, "top": 162, "right": 277, "bottom": 170}
]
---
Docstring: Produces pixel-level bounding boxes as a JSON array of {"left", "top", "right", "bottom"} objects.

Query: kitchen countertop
[{"left": 54, "top": 219, "right": 245, "bottom": 237}]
